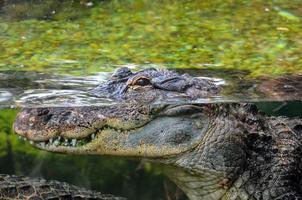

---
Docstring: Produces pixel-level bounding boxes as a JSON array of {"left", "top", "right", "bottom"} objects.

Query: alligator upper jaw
[
  {"left": 18, "top": 123, "right": 141, "bottom": 150},
  {"left": 13, "top": 105, "right": 153, "bottom": 142}
]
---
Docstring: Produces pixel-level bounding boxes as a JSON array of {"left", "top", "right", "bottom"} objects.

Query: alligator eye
[{"left": 132, "top": 77, "right": 151, "bottom": 86}]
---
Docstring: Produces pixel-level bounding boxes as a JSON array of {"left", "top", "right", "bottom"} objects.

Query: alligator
[
  {"left": 13, "top": 67, "right": 302, "bottom": 200},
  {"left": 0, "top": 174, "right": 124, "bottom": 200}
]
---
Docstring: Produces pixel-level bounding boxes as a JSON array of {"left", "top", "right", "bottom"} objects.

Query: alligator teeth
[
  {"left": 40, "top": 142, "right": 45, "bottom": 148},
  {"left": 53, "top": 140, "right": 60, "bottom": 146},
  {"left": 71, "top": 139, "right": 77, "bottom": 146},
  {"left": 29, "top": 131, "right": 101, "bottom": 148}
]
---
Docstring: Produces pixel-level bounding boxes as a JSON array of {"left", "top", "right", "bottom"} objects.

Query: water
[
  {"left": 0, "top": 70, "right": 112, "bottom": 108},
  {"left": 0, "top": 0, "right": 301, "bottom": 199},
  {"left": 0, "top": 69, "right": 301, "bottom": 108}
]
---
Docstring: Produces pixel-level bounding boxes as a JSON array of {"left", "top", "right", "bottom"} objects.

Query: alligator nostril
[
  {"left": 42, "top": 114, "right": 52, "bottom": 124},
  {"left": 64, "top": 111, "right": 72, "bottom": 117},
  {"left": 60, "top": 111, "right": 73, "bottom": 123},
  {"left": 37, "top": 108, "right": 49, "bottom": 116}
]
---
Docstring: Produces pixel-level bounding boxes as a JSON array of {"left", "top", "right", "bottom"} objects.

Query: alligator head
[{"left": 14, "top": 67, "right": 219, "bottom": 157}]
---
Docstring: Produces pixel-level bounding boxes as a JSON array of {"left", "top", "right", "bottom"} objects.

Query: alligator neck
[{"left": 163, "top": 105, "right": 302, "bottom": 200}]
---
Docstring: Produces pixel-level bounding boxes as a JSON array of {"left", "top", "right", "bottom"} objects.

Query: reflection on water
[
  {"left": 0, "top": 70, "right": 110, "bottom": 108},
  {"left": 0, "top": 69, "right": 301, "bottom": 108}
]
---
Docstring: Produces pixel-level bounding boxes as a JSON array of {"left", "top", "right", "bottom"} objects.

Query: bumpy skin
[
  {"left": 13, "top": 68, "right": 302, "bottom": 200},
  {"left": 0, "top": 174, "right": 125, "bottom": 200},
  {"left": 163, "top": 104, "right": 302, "bottom": 200},
  {"left": 91, "top": 67, "right": 219, "bottom": 102}
]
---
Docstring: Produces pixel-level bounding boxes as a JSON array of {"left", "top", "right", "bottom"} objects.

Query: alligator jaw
[
  {"left": 13, "top": 105, "right": 152, "bottom": 141},
  {"left": 15, "top": 105, "right": 210, "bottom": 158}
]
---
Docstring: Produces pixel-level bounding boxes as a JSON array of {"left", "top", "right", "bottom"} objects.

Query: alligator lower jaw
[{"left": 18, "top": 126, "right": 135, "bottom": 149}]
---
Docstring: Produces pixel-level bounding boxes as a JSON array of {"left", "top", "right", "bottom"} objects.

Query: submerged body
[
  {"left": 0, "top": 174, "right": 124, "bottom": 200},
  {"left": 13, "top": 68, "right": 302, "bottom": 200}
]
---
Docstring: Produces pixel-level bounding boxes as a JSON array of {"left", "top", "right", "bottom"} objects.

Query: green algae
[{"left": 0, "top": 0, "right": 301, "bottom": 77}]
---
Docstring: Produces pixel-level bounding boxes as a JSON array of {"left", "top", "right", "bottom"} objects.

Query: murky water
[{"left": 0, "top": 0, "right": 301, "bottom": 199}]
